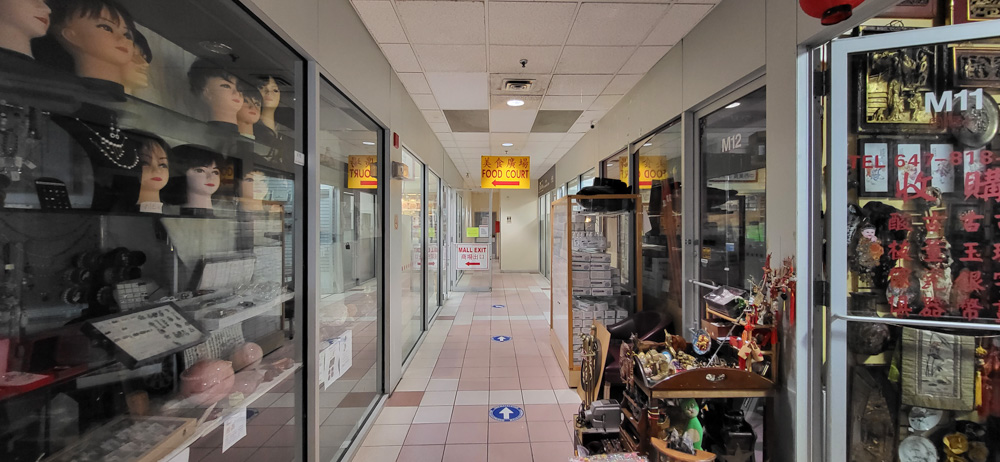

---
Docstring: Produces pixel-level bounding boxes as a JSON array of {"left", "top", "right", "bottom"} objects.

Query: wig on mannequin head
[
  {"left": 122, "top": 26, "right": 151, "bottom": 95},
  {"left": 0, "top": 0, "right": 52, "bottom": 58},
  {"left": 236, "top": 82, "right": 262, "bottom": 137},
  {"left": 188, "top": 58, "right": 243, "bottom": 124},
  {"left": 108, "top": 130, "right": 170, "bottom": 211},
  {"left": 36, "top": 0, "right": 136, "bottom": 83},
  {"left": 162, "top": 144, "right": 225, "bottom": 208}
]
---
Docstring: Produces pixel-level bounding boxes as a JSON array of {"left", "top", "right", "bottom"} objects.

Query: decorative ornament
[{"left": 76, "top": 117, "right": 139, "bottom": 169}]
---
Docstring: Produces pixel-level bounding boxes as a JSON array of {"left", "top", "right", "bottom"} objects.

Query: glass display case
[
  {"left": 830, "top": 21, "right": 1000, "bottom": 462},
  {"left": 0, "top": 0, "right": 304, "bottom": 460},
  {"left": 550, "top": 194, "right": 641, "bottom": 387}
]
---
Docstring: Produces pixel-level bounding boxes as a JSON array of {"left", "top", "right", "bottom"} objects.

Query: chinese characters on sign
[
  {"left": 481, "top": 156, "right": 530, "bottom": 189},
  {"left": 454, "top": 243, "right": 490, "bottom": 270}
]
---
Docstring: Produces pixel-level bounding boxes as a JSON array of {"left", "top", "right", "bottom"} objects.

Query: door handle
[{"left": 345, "top": 243, "right": 351, "bottom": 250}]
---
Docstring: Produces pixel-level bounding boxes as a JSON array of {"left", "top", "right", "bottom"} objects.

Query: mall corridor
[{"left": 353, "top": 273, "right": 580, "bottom": 462}]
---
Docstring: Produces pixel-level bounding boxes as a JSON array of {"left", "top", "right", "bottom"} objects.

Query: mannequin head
[
  {"left": 188, "top": 59, "right": 243, "bottom": 125},
  {"left": 136, "top": 134, "right": 169, "bottom": 205},
  {"left": 238, "top": 170, "right": 267, "bottom": 212},
  {"left": 50, "top": 0, "right": 135, "bottom": 84},
  {"left": 122, "top": 27, "right": 150, "bottom": 95},
  {"left": 236, "top": 84, "right": 261, "bottom": 137},
  {"left": 256, "top": 75, "right": 280, "bottom": 130},
  {"left": 164, "top": 144, "right": 224, "bottom": 210},
  {"left": 0, "top": 0, "right": 51, "bottom": 57}
]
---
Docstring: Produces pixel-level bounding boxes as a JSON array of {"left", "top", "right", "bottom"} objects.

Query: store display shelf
[
  {"left": 635, "top": 366, "right": 774, "bottom": 399},
  {"left": 159, "top": 362, "right": 301, "bottom": 461},
  {"left": 194, "top": 292, "right": 294, "bottom": 332}
]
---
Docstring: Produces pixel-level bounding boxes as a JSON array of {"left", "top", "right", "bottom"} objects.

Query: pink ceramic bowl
[{"left": 180, "top": 360, "right": 235, "bottom": 406}]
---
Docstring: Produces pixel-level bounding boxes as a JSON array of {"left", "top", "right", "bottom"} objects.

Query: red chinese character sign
[{"left": 454, "top": 243, "right": 490, "bottom": 271}]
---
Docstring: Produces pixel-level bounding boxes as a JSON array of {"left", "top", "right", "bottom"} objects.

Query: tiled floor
[{"left": 353, "top": 272, "right": 581, "bottom": 462}]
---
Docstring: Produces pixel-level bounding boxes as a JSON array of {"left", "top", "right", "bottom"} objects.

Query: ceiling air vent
[{"left": 503, "top": 79, "right": 535, "bottom": 92}]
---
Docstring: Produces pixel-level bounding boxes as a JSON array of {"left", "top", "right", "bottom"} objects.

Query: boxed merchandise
[
  {"left": 617, "top": 309, "right": 629, "bottom": 321},
  {"left": 591, "top": 279, "right": 612, "bottom": 288},
  {"left": 572, "top": 253, "right": 591, "bottom": 262},
  {"left": 577, "top": 309, "right": 594, "bottom": 320},
  {"left": 589, "top": 263, "right": 610, "bottom": 271},
  {"left": 591, "top": 270, "right": 612, "bottom": 279},
  {"left": 573, "top": 287, "right": 593, "bottom": 296},
  {"left": 590, "top": 253, "right": 611, "bottom": 263},
  {"left": 595, "top": 301, "right": 610, "bottom": 311},
  {"left": 592, "top": 288, "right": 613, "bottom": 296},
  {"left": 572, "top": 262, "right": 591, "bottom": 271}
]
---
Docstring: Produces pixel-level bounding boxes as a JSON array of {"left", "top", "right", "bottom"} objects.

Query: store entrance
[{"left": 452, "top": 189, "right": 496, "bottom": 292}]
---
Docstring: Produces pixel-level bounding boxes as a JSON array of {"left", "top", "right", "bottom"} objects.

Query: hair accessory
[{"left": 75, "top": 116, "right": 139, "bottom": 169}]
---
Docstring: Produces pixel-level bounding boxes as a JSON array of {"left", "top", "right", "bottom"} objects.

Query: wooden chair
[{"left": 649, "top": 437, "right": 716, "bottom": 462}]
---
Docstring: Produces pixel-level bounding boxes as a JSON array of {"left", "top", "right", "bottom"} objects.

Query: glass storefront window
[
  {"left": 426, "top": 171, "right": 440, "bottom": 318},
  {"left": 698, "top": 87, "right": 767, "bottom": 291},
  {"left": 581, "top": 168, "right": 596, "bottom": 189},
  {"left": 400, "top": 149, "right": 423, "bottom": 359},
  {"left": 634, "top": 120, "right": 683, "bottom": 324},
  {"left": 316, "top": 78, "right": 381, "bottom": 461},
  {"left": 831, "top": 24, "right": 1000, "bottom": 460},
  {"left": 568, "top": 178, "right": 580, "bottom": 195},
  {"left": 0, "top": 0, "right": 304, "bottom": 460}
]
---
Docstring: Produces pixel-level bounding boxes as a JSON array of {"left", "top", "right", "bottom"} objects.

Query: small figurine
[{"left": 681, "top": 398, "right": 704, "bottom": 451}]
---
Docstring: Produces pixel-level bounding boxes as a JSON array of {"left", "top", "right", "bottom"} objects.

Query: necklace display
[{"left": 75, "top": 116, "right": 139, "bottom": 169}]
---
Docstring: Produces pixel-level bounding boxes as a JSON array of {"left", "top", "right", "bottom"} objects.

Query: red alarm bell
[{"left": 799, "top": 0, "right": 864, "bottom": 25}]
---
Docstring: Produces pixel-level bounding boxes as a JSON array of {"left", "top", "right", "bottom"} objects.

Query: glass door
[
  {"left": 400, "top": 149, "right": 424, "bottom": 360},
  {"left": 426, "top": 171, "right": 441, "bottom": 319},
  {"left": 828, "top": 21, "right": 1000, "bottom": 461}
]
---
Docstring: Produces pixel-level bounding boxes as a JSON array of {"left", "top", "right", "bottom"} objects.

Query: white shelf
[
  {"left": 196, "top": 292, "right": 295, "bottom": 332},
  {"left": 158, "top": 362, "right": 301, "bottom": 461}
]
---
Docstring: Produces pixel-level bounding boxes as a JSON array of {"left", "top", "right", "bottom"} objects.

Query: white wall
[{"left": 499, "top": 186, "right": 540, "bottom": 273}]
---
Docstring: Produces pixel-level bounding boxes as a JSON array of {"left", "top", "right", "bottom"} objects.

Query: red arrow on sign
[
  {"left": 639, "top": 181, "right": 652, "bottom": 186},
  {"left": 492, "top": 180, "right": 520, "bottom": 186},
  {"left": 360, "top": 180, "right": 378, "bottom": 186},
  {"left": 465, "top": 262, "right": 481, "bottom": 266}
]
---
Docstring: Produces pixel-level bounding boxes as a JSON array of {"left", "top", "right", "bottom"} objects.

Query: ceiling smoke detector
[{"left": 503, "top": 79, "right": 535, "bottom": 92}]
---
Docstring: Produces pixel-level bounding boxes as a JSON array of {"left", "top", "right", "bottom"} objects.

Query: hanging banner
[
  {"left": 538, "top": 165, "right": 556, "bottom": 196},
  {"left": 481, "top": 156, "right": 530, "bottom": 189},
  {"left": 347, "top": 155, "right": 378, "bottom": 189},
  {"left": 455, "top": 243, "right": 490, "bottom": 270}
]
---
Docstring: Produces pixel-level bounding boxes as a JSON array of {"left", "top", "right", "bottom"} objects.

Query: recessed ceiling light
[
  {"left": 506, "top": 99, "right": 525, "bottom": 107},
  {"left": 199, "top": 41, "right": 233, "bottom": 55},
  {"left": 502, "top": 143, "right": 514, "bottom": 147},
  {"left": 363, "top": 141, "right": 375, "bottom": 145},
  {"left": 725, "top": 102, "right": 741, "bottom": 109},
  {"left": 643, "top": 143, "right": 652, "bottom": 146}
]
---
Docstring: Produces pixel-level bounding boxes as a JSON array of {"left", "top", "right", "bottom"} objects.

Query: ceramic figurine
[{"left": 681, "top": 398, "right": 704, "bottom": 451}]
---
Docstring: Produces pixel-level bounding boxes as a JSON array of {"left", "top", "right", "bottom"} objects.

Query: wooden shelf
[{"left": 635, "top": 367, "right": 774, "bottom": 399}]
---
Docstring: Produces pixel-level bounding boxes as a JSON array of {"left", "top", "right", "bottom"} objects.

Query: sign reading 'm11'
[{"left": 481, "top": 155, "right": 530, "bottom": 189}]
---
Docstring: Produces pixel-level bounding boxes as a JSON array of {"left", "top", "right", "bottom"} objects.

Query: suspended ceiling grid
[{"left": 349, "top": 0, "right": 721, "bottom": 180}]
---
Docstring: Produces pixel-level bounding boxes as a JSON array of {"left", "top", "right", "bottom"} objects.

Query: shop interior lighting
[
  {"left": 643, "top": 143, "right": 652, "bottom": 146},
  {"left": 199, "top": 41, "right": 234, "bottom": 55},
  {"left": 506, "top": 99, "right": 525, "bottom": 107},
  {"left": 502, "top": 143, "right": 513, "bottom": 147},
  {"left": 363, "top": 141, "right": 375, "bottom": 145},
  {"left": 725, "top": 102, "right": 741, "bottom": 109}
]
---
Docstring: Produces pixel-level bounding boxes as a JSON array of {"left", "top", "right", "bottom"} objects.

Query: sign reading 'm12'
[{"left": 481, "top": 156, "right": 530, "bottom": 189}]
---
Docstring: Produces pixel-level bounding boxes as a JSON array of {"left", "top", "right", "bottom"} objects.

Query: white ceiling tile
[
  {"left": 429, "top": 122, "right": 451, "bottom": 132},
  {"left": 353, "top": 2, "right": 408, "bottom": 44},
  {"left": 490, "top": 132, "right": 530, "bottom": 145},
  {"left": 563, "top": 132, "right": 585, "bottom": 142},
  {"left": 422, "top": 110, "right": 447, "bottom": 123},
  {"left": 604, "top": 74, "right": 643, "bottom": 95},
  {"left": 425, "top": 72, "right": 489, "bottom": 109},
  {"left": 445, "top": 147, "right": 461, "bottom": 155},
  {"left": 555, "top": 47, "right": 632, "bottom": 74},
  {"left": 490, "top": 109, "right": 538, "bottom": 132},
  {"left": 436, "top": 132, "right": 454, "bottom": 142},
  {"left": 547, "top": 75, "right": 613, "bottom": 96},
  {"left": 489, "top": 46, "right": 561, "bottom": 74},
  {"left": 453, "top": 133, "right": 490, "bottom": 141},
  {"left": 413, "top": 45, "right": 487, "bottom": 72},
  {"left": 540, "top": 95, "right": 597, "bottom": 110},
  {"left": 567, "top": 4, "right": 669, "bottom": 46},
  {"left": 440, "top": 139, "right": 457, "bottom": 148},
  {"left": 557, "top": 140, "right": 577, "bottom": 149},
  {"left": 461, "top": 147, "right": 491, "bottom": 156},
  {"left": 619, "top": 46, "right": 671, "bottom": 74},
  {"left": 579, "top": 110, "right": 608, "bottom": 125},
  {"left": 488, "top": 2, "right": 577, "bottom": 45},
  {"left": 412, "top": 94, "right": 439, "bottom": 110},
  {"left": 590, "top": 94, "right": 623, "bottom": 111},
  {"left": 527, "top": 133, "right": 566, "bottom": 143},
  {"left": 396, "top": 2, "right": 485, "bottom": 44},
  {"left": 569, "top": 122, "right": 591, "bottom": 133},
  {"left": 381, "top": 44, "right": 423, "bottom": 72},
  {"left": 644, "top": 4, "right": 714, "bottom": 46},
  {"left": 489, "top": 95, "right": 542, "bottom": 111},
  {"left": 523, "top": 141, "right": 559, "bottom": 157},
  {"left": 456, "top": 139, "right": 490, "bottom": 148},
  {"left": 399, "top": 73, "right": 433, "bottom": 94}
]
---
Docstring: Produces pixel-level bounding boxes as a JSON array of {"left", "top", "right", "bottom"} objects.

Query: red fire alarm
[
  {"left": 799, "top": 0, "right": 864, "bottom": 25},
  {"left": 393, "top": 132, "right": 399, "bottom": 149}
]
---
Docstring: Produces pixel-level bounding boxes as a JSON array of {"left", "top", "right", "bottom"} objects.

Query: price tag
[{"left": 222, "top": 408, "right": 247, "bottom": 452}]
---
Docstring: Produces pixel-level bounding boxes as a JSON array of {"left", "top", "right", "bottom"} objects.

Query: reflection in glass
[
  {"left": 635, "top": 120, "right": 683, "bottom": 324},
  {"left": 427, "top": 171, "right": 440, "bottom": 316},
  {"left": 401, "top": 150, "right": 424, "bottom": 359},
  {"left": 698, "top": 87, "right": 767, "bottom": 292},
  {"left": 317, "top": 79, "right": 381, "bottom": 460}
]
